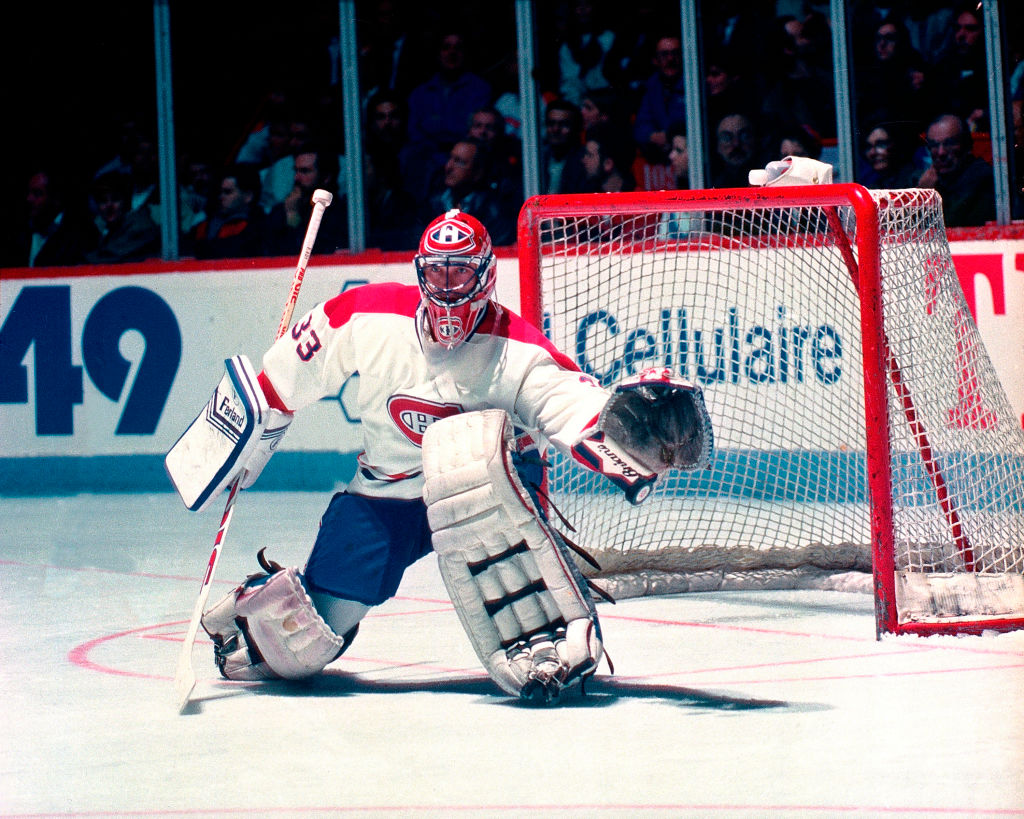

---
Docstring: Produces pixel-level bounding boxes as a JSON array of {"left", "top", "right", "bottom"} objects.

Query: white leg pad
[
  {"left": 201, "top": 567, "right": 351, "bottom": 680},
  {"left": 422, "top": 409, "right": 604, "bottom": 702}
]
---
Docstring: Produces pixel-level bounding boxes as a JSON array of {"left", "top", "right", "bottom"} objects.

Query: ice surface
[{"left": 1, "top": 492, "right": 1022, "bottom": 817}]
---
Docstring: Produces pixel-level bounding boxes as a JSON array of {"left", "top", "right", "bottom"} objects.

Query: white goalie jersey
[{"left": 260, "top": 283, "right": 612, "bottom": 499}]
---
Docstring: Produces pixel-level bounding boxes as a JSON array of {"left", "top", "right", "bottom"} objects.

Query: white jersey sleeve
[
  {"left": 260, "top": 292, "right": 364, "bottom": 412},
  {"left": 515, "top": 355, "right": 608, "bottom": 452}
]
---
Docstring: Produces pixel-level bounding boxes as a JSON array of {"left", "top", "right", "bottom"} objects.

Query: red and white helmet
[{"left": 414, "top": 209, "right": 496, "bottom": 349}]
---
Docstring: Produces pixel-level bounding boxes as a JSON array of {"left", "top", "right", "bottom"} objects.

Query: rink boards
[{"left": 0, "top": 241, "right": 1022, "bottom": 494}]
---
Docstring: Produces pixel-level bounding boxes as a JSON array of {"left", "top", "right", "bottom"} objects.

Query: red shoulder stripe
[
  {"left": 479, "top": 306, "right": 579, "bottom": 372},
  {"left": 323, "top": 282, "right": 420, "bottom": 328}
]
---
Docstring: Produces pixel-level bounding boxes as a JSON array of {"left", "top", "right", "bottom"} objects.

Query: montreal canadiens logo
[
  {"left": 387, "top": 395, "right": 463, "bottom": 446},
  {"left": 423, "top": 219, "right": 474, "bottom": 254},
  {"left": 435, "top": 315, "right": 463, "bottom": 340}
]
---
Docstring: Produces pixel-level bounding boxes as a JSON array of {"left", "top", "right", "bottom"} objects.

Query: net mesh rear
[
  {"left": 526, "top": 190, "right": 1024, "bottom": 611},
  {"left": 875, "top": 192, "right": 1023, "bottom": 578}
]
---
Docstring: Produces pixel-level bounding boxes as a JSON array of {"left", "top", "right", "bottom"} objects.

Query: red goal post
[{"left": 517, "top": 184, "right": 1024, "bottom": 637}]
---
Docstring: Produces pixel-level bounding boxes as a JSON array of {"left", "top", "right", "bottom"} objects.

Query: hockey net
[{"left": 517, "top": 185, "right": 1024, "bottom": 636}]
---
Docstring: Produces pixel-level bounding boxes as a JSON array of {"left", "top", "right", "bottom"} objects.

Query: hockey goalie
[{"left": 166, "top": 209, "right": 712, "bottom": 703}]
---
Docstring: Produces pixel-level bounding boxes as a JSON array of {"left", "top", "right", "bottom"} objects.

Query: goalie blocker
[{"left": 164, "top": 355, "right": 292, "bottom": 512}]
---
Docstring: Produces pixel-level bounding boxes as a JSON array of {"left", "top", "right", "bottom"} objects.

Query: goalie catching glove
[
  {"left": 422, "top": 409, "right": 605, "bottom": 704},
  {"left": 573, "top": 367, "right": 713, "bottom": 504},
  {"left": 164, "top": 355, "right": 292, "bottom": 511}
]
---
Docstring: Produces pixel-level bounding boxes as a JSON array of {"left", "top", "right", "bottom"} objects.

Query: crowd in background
[{"left": 4, "top": 0, "right": 1024, "bottom": 268}]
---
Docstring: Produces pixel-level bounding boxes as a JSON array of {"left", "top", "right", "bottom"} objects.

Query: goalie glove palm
[{"left": 601, "top": 368, "right": 713, "bottom": 473}]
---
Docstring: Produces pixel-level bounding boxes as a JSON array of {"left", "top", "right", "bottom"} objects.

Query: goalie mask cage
[{"left": 517, "top": 185, "right": 1024, "bottom": 637}]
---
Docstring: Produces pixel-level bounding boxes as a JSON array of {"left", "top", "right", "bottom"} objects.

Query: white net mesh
[
  {"left": 875, "top": 192, "right": 1023, "bottom": 577},
  {"left": 522, "top": 188, "right": 1024, "bottom": 631}
]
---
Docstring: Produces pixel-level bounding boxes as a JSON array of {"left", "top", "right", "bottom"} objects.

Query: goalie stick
[{"left": 173, "top": 188, "right": 333, "bottom": 712}]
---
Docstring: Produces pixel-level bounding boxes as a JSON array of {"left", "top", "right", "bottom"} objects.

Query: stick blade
[
  {"left": 174, "top": 641, "right": 197, "bottom": 713},
  {"left": 174, "top": 604, "right": 206, "bottom": 713},
  {"left": 175, "top": 672, "right": 196, "bottom": 713}
]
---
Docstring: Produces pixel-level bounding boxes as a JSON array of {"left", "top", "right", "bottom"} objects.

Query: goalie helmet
[{"left": 415, "top": 209, "right": 496, "bottom": 349}]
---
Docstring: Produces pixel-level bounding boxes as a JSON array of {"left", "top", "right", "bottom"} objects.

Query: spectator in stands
[
  {"left": 404, "top": 28, "right": 491, "bottom": 199},
  {"left": 541, "top": 99, "right": 585, "bottom": 194},
  {"left": 776, "top": 123, "right": 823, "bottom": 160},
  {"left": 579, "top": 86, "right": 652, "bottom": 189},
  {"left": 232, "top": 85, "right": 292, "bottom": 168},
  {"left": 469, "top": 107, "right": 520, "bottom": 171},
  {"left": 704, "top": 0, "right": 771, "bottom": 73},
  {"left": 917, "top": 114, "right": 995, "bottom": 227},
  {"left": 704, "top": 47, "right": 759, "bottom": 140},
  {"left": 557, "top": 0, "right": 617, "bottom": 106},
  {"left": 900, "top": 47, "right": 935, "bottom": 132},
  {"left": 761, "top": 12, "right": 837, "bottom": 143},
  {"left": 243, "top": 109, "right": 292, "bottom": 175},
  {"left": 91, "top": 117, "right": 160, "bottom": 222},
  {"left": 564, "top": 120, "right": 640, "bottom": 243},
  {"left": 579, "top": 86, "right": 621, "bottom": 133},
  {"left": 632, "top": 35, "right": 686, "bottom": 165},
  {"left": 570, "top": 121, "right": 635, "bottom": 193},
  {"left": 357, "top": 0, "right": 424, "bottom": 104},
  {"left": 312, "top": 84, "right": 347, "bottom": 169},
  {"left": 84, "top": 171, "right": 160, "bottom": 264},
  {"left": 364, "top": 91, "right": 418, "bottom": 251},
  {"left": 712, "top": 111, "right": 767, "bottom": 188},
  {"left": 467, "top": 106, "right": 523, "bottom": 208},
  {"left": 421, "top": 138, "right": 515, "bottom": 246},
  {"left": 492, "top": 49, "right": 524, "bottom": 142},
  {"left": 855, "top": 18, "right": 931, "bottom": 133},
  {"left": 930, "top": 3, "right": 989, "bottom": 132},
  {"left": 177, "top": 151, "right": 214, "bottom": 233},
  {"left": 850, "top": 1, "right": 951, "bottom": 61},
  {"left": 860, "top": 121, "right": 921, "bottom": 189},
  {"left": 602, "top": 0, "right": 663, "bottom": 111},
  {"left": 667, "top": 123, "right": 690, "bottom": 191},
  {"left": 466, "top": 107, "right": 500, "bottom": 143},
  {"left": 1011, "top": 53, "right": 1024, "bottom": 105},
  {"left": 367, "top": 91, "right": 408, "bottom": 163},
  {"left": 656, "top": 121, "right": 700, "bottom": 239},
  {"left": 134, "top": 134, "right": 215, "bottom": 250},
  {"left": 124, "top": 132, "right": 159, "bottom": 216},
  {"left": 263, "top": 147, "right": 348, "bottom": 256},
  {"left": 259, "top": 105, "right": 318, "bottom": 214},
  {"left": 93, "top": 111, "right": 147, "bottom": 180},
  {"left": 187, "top": 164, "right": 265, "bottom": 260},
  {"left": 901, "top": 1, "right": 956, "bottom": 61},
  {"left": 1, "top": 168, "right": 92, "bottom": 267}
]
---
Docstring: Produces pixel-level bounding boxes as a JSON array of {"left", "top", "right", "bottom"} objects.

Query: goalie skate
[{"left": 201, "top": 553, "right": 357, "bottom": 681}]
